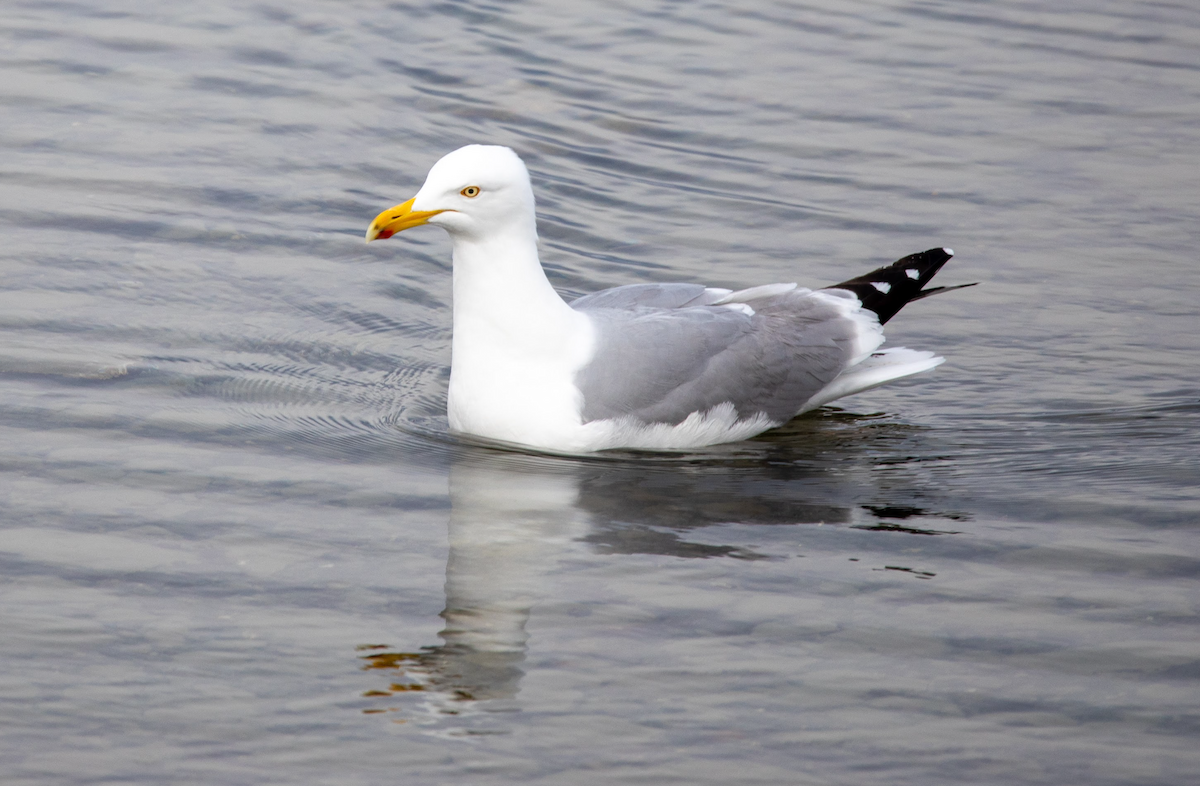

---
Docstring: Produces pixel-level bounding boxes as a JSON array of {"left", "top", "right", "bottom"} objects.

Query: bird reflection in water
[
  {"left": 358, "top": 454, "right": 588, "bottom": 727},
  {"left": 356, "top": 416, "right": 965, "bottom": 725}
]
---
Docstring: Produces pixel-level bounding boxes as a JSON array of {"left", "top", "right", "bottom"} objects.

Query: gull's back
[{"left": 571, "top": 284, "right": 875, "bottom": 427}]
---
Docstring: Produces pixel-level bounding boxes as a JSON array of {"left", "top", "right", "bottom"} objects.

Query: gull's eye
[{"left": 460, "top": 186, "right": 480, "bottom": 198}]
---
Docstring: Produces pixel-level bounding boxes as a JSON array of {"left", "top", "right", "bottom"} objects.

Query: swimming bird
[{"left": 366, "top": 145, "right": 972, "bottom": 453}]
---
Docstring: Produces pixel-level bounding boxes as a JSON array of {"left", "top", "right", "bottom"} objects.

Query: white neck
[
  {"left": 449, "top": 219, "right": 578, "bottom": 348},
  {"left": 444, "top": 219, "right": 594, "bottom": 444}
]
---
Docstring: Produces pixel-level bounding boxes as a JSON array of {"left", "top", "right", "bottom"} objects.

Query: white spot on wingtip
[
  {"left": 943, "top": 247, "right": 954, "bottom": 256},
  {"left": 871, "top": 281, "right": 892, "bottom": 294},
  {"left": 905, "top": 268, "right": 919, "bottom": 279}
]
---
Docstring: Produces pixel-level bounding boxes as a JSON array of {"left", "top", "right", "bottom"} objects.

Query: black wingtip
[
  {"left": 909, "top": 281, "right": 979, "bottom": 302},
  {"left": 827, "top": 247, "right": 970, "bottom": 324}
]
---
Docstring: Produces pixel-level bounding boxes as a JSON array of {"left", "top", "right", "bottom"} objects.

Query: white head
[{"left": 366, "top": 145, "right": 535, "bottom": 243}]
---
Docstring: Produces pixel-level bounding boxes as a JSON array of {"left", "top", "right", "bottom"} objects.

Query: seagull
[{"left": 366, "top": 145, "right": 972, "bottom": 453}]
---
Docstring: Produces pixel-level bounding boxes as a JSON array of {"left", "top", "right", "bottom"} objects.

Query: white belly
[{"left": 447, "top": 354, "right": 589, "bottom": 450}]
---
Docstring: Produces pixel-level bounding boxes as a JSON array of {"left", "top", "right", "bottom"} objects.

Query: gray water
[{"left": 3, "top": 1, "right": 1199, "bottom": 783}]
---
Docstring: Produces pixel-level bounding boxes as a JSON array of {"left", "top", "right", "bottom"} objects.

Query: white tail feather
[{"left": 801, "top": 348, "right": 944, "bottom": 412}]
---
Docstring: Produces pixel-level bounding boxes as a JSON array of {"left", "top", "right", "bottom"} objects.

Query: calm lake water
[{"left": 3, "top": 1, "right": 1199, "bottom": 783}]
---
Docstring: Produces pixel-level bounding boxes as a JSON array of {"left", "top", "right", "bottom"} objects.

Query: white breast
[{"left": 447, "top": 306, "right": 595, "bottom": 450}]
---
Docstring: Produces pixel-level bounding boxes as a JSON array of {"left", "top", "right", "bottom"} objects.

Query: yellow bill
[{"left": 365, "top": 197, "right": 446, "bottom": 242}]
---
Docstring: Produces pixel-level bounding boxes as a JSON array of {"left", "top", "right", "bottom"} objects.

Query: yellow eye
[{"left": 460, "top": 186, "right": 480, "bottom": 198}]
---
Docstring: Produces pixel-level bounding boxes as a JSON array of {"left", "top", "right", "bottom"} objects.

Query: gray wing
[
  {"left": 570, "top": 283, "right": 730, "bottom": 310},
  {"left": 572, "top": 290, "right": 864, "bottom": 425}
]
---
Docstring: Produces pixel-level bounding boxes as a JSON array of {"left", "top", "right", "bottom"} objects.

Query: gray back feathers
[{"left": 571, "top": 287, "right": 866, "bottom": 425}]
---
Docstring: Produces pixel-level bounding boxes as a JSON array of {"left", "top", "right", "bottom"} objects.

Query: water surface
[{"left": 2, "top": 1, "right": 1198, "bottom": 783}]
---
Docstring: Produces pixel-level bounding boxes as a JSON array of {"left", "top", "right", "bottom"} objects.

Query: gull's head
[{"left": 366, "top": 145, "right": 535, "bottom": 243}]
